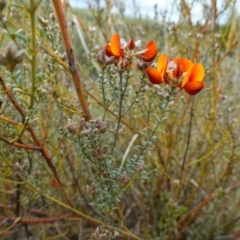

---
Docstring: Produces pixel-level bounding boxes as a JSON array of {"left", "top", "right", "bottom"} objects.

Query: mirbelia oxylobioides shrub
[
  {"left": 3, "top": 0, "right": 240, "bottom": 239},
  {"left": 62, "top": 32, "right": 205, "bottom": 213},
  {"left": 2, "top": 0, "right": 240, "bottom": 238}
]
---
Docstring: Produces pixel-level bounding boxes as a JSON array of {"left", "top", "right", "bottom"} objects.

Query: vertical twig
[
  {"left": 210, "top": 0, "right": 218, "bottom": 142},
  {"left": 29, "top": 0, "right": 37, "bottom": 109},
  {"left": 52, "top": 0, "right": 92, "bottom": 121},
  {"left": 181, "top": 97, "right": 194, "bottom": 174},
  {"left": 111, "top": 71, "right": 124, "bottom": 154}
]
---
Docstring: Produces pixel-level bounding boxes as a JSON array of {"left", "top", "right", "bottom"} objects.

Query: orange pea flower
[
  {"left": 146, "top": 54, "right": 205, "bottom": 95},
  {"left": 103, "top": 33, "right": 157, "bottom": 70},
  {"left": 105, "top": 33, "right": 123, "bottom": 58},
  {"left": 139, "top": 40, "right": 158, "bottom": 62},
  {"left": 181, "top": 63, "right": 205, "bottom": 95},
  {"left": 146, "top": 54, "right": 168, "bottom": 84},
  {"left": 170, "top": 57, "right": 204, "bottom": 94}
]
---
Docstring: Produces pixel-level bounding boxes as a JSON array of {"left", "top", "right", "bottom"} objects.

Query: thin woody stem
[
  {"left": 0, "top": 214, "right": 72, "bottom": 225},
  {"left": 0, "top": 76, "right": 25, "bottom": 122},
  {"left": 52, "top": 0, "right": 92, "bottom": 121},
  {"left": 181, "top": 97, "right": 194, "bottom": 174},
  {"left": 0, "top": 135, "right": 40, "bottom": 150},
  {"left": 29, "top": 0, "right": 37, "bottom": 109}
]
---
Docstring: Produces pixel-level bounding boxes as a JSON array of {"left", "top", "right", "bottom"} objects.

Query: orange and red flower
[
  {"left": 146, "top": 54, "right": 205, "bottom": 95},
  {"left": 103, "top": 34, "right": 204, "bottom": 95},
  {"left": 181, "top": 63, "right": 205, "bottom": 95},
  {"left": 105, "top": 33, "right": 123, "bottom": 58},
  {"left": 138, "top": 40, "right": 158, "bottom": 62},
  {"left": 146, "top": 54, "right": 168, "bottom": 84},
  {"left": 104, "top": 33, "right": 158, "bottom": 66}
]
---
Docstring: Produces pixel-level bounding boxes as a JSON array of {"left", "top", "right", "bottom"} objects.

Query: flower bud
[
  {"left": 50, "top": 13, "right": 55, "bottom": 22},
  {"left": 96, "top": 49, "right": 105, "bottom": 64},
  {"left": 99, "top": 125, "right": 106, "bottom": 134},
  {"left": 136, "top": 161, "right": 144, "bottom": 171},
  {"left": 96, "top": 117, "right": 109, "bottom": 134},
  {"left": 91, "top": 149, "right": 99, "bottom": 158},
  {"left": 80, "top": 129, "right": 90, "bottom": 137},
  {"left": 12, "top": 162, "right": 22, "bottom": 172},
  {"left": 100, "top": 145, "right": 108, "bottom": 155},
  {"left": 136, "top": 60, "right": 151, "bottom": 71},
  {"left": 91, "top": 227, "right": 106, "bottom": 240},
  {"left": 5, "top": 42, "right": 18, "bottom": 62},
  {"left": 118, "top": 172, "right": 130, "bottom": 184},
  {"left": 0, "top": 0, "right": 7, "bottom": 11},
  {"left": 67, "top": 119, "right": 76, "bottom": 134},
  {"left": 127, "top": 38, "right": 135, "bottom": 50},
  {"left": 78, "top": 118, "right": 86, "bottom": 131},
  {"left": 97, "top": 154, "right": 105, "bottom": 161},
  {"left": 136, "top": 60, "right": 144, "bottom": 71},
  {"left": 139, "top": 85, "right": 149, "bottom": 93},
  {"left": 59, "top": 52, "right": 67, "bottom": 61},
  {"left": 86, "top": 183, "right": 96, "bottom": 194},
  {"left": 0, "top": 42, "right": 25, "bottom": 72},
  {"left": 105, "top": 55, "right": 115, "bottom": 65},
  {"left": 120, "top": 58, "right": 128, "bottom": 68},
  {"left": 95, "top": 117, "right": 103, "bottom": 128},
  {"left": 12, "top": 50, "right": 25, "bottom": 64},
  {"left": 38, "top": 15, "right": 49, "bottom": 28}
]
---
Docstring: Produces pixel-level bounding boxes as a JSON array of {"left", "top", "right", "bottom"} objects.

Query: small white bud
[
  {"left": 135, "top": 40, "right": 141, "bottom": 49},
  {"left": 120, "top": 38, "right": 127, "bottom": 49}
]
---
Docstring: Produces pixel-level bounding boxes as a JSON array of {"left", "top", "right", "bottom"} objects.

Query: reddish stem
[
  {"left": 52, "top": 0, "right": 92, "bottom": 121},
  {"left": 0, "top": 213, "right": 73, "bottom": 224},
  {"left": 0, "top": 135, "right": 40, "bottom": 150}
]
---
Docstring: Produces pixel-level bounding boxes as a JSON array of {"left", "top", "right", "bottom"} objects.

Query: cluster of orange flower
[
  {"left": 98, "top": 32, "right": 157, "bottom": 68},
  {"left": 101, "top": 33, "right": 204, "bottom": 95}
]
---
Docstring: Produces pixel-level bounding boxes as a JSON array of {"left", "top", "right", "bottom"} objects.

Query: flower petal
[
  {"left": 173, "top": 57, "right": 193, "bottom": 78},
  {"left": 181, "top": 63, "right": 204, "bottom": 87},
  {"left": 140, "top": 40, "right": 157, "bottom": 62},
  {"left": 188, "top": 63, "right": 205, "bottom": 82},
  {"left": 146, "top": 67, "right": 164, "bottom": 84},
  {"left": 105, "top": 44, "right": 113, "bottom": 57},
  {"left": 182, "top": 67, "right": 191, "bottom": 87},
  {"left": 184, "top": 81, "right": 204, "bottom": 95},
  {"left": 157, "top": 54, "right": 168, "bottom": 78},
  {"left": 110, "top": 33, "right": 122, "bottom": 57}
]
